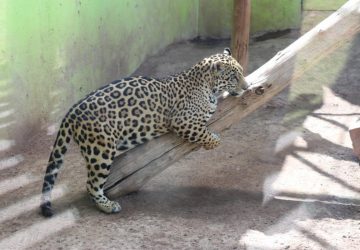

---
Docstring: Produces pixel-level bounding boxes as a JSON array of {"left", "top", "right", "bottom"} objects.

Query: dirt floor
[{"left": 1, "top": 11, "right": 360, "bottom": 250}]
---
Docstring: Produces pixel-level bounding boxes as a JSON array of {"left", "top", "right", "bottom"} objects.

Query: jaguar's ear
[
  {"left": 224, "top": 48, "right": 231, "bottom": 56},
  {"left": 211, "top": 61, "right": 226, "bottom": 74}
]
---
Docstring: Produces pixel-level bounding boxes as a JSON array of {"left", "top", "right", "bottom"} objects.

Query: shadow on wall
[
  {"left": 0, "top": 59, "right": 75, "bottom": 249},
  {"left": 0, "top": 71, "right": 24, "bottom": 172}
]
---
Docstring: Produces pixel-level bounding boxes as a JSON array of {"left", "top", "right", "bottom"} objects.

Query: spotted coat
[{"left": 40, "top": 48, "right": 248, "bottom": 217}]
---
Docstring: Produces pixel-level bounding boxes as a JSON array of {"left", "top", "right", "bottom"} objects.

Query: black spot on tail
[{"left": 40, "top": 201, "right": 54, "bottom": 217}]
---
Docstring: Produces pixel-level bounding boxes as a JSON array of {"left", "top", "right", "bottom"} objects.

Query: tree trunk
[
  {"left": 231, "top": 0, "right": 251, "bottom": 74},
  {"left": 105, "top": 0, "right": 360, "bottom": 199}
]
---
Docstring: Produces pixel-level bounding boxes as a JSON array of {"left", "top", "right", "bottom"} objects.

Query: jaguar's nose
[
  {"left": 241, "top": 79, "right": 249, "bottom": 90},
  {"left": 229, "top": 91, "right": 241, "bottom": 97}
]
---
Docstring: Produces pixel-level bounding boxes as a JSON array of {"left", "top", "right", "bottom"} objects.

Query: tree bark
[
  {"left": 105, "top": 0, "right": 360, "bottom": 199},
  {"left": 231, "top": 0, "right": 251, "bottom": 74}
]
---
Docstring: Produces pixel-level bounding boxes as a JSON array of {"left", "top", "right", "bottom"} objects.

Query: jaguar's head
[{"left": 209, "top": 48, "right": 248, "bottom": 96}]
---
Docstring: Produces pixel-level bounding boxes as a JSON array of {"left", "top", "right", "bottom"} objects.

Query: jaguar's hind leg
[{"left": 82, "top": 144, "right": 121, "bottom": 214}]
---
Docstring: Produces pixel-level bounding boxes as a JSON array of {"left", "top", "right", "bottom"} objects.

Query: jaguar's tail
[{"left": 40, "top": 116, "right": 72, "bottom": 217}]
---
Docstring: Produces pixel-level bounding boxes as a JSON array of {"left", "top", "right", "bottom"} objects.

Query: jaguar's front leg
[
  {"left": 171, "top": 119, "right": 221, "bottom": 150},
  {"left": 193, "top": 126, "right": 221, "bottom": 150}
]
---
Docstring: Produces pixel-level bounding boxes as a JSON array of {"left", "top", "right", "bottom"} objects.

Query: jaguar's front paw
[
  {"left": 203, "top": 133, "right": 221, "bottom": 150},
  {"left": 96, "top": 200, "right": 122, "bottom": 214}
]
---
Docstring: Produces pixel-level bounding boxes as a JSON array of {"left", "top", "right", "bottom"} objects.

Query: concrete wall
[
  {"left": 303, "top": 0, "right": 347, "bottom": 10},
  {"left": 0, "top": 0, "right": 198, "bottom": 144},
  {"left": 198, "top": 0, "right": 234, "bottom": 38},
  {"left": 0, "top": 0, "right": 303, "bottom": 148},
  {"left": 198, "top": 0, "right": 302, "bottom": 38},
  {"left": 251, "top": 0, "right": 302, "bottom": 33}
]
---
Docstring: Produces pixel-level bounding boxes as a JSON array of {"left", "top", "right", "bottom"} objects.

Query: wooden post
[
  {"left": 105, "top": 0, "right": 360, "bottom": 199},
  {"left": 231, "top": 0, "right": 251, "bottom": 74}
]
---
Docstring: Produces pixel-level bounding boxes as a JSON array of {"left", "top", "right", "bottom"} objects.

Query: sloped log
[{"left": 105, "top": 0, "right": 360, "bottom": 199}]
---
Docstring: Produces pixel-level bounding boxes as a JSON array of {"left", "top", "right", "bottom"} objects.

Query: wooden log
[
  {"left": 231, "top": 0, "right": 251, "bottom": 74},
  {"left": 105, "top": 0, "right": 360, "bottom": 199},
  {"left": 349, "top": 119, "right": 360, "bottom": 159}
]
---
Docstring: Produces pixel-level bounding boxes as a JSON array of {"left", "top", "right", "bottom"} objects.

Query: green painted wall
[
  {"left": 198, "top": 0, "right": 234, "bottom": 38},
  {"left": 303, "top": 0, "right": 347, "bottom": 10},
  {"left": 0, "top": 0, "right": 198, "bottom": 144},
  {"left": 198, "top": 0, "right": 302, "bottom": 38},
  {"left": 0, "top": 0, "right": 303, "bottom": 146},
  {"left": 251, "top": 0, "right": 302, "bottom": 33}
]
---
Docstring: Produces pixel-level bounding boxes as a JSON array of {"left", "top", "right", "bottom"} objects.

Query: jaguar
[{"left": 40, "top": 48, "right": 248, "bottom": 217}]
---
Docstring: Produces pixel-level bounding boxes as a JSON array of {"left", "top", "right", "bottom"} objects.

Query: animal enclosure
[{"left": 0, "top": 0, "right": 359, "bottom": 249}]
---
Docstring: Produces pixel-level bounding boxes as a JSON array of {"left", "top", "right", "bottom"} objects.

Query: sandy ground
[{"left": 0, "top": 11, "right": 360, "bottom": 250}]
